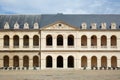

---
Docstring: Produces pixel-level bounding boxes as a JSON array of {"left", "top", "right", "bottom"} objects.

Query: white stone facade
[{"left": 0, "top": 17, "right": 120, "bottom": 70}]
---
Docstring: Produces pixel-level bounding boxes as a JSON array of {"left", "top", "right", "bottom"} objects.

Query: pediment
[{"left": 41, "top": 21, "right": 79, "bottom": 30}]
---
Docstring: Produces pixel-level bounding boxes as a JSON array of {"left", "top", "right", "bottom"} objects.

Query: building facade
[{"left": 0, "top": 14, "right": 120, "bottom": 70}]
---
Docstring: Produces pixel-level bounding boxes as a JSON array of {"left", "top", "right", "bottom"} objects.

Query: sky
[{"left": 0, "top": 0, "right": 120, "bottom": 14}]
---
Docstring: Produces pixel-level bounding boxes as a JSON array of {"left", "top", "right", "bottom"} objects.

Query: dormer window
[
  {"left": 81, "top": 22, "right": 87, "bottom": 29},
  {"left": 4, "top": 22, "right": 9, "bottom": 29},
  {"left": 91, "top": 23, "right": 97, "bottom": 29},
  {"left": 111, "top": 22, "right": 116, "bottom": 29},
  {"left": 101, "top": 23, "right": 106, "bottom": 29},
  {"left": 14, "top": 22, "right": 19, "bottom": 29},
  {"left": 34, "top": 23, "right": 39, "bottom": 29},
  {"left": 24, "top": 22, "right": 29, "bottom": 29}
]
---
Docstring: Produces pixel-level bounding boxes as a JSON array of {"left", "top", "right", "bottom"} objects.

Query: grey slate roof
[{"left": 0, "top": 14, "right": 120, "bottom": 30}]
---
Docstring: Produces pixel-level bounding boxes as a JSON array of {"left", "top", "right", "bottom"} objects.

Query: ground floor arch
[
  {"left": 46, "top": 56, "right": 52, "bottom": 68},
  {"left": 57, "top": 56, "right": 63, "bottom": 68},
  {"left": 91, "top": 56, "right": 97, "bottom": 67},
  {"left": 3, "top": 55, "right": 9, "bottom": 67},
  {"left": 111, "top": 56, "right": 117, "bottom": 67},
  {"left": 67, "top": 56, "right": 74, "bottom": 68},
  {"left": 33, "top": 56, "right": 39, "bottom": 67},
  {"left": 101, "top": 56, "right": 107, "bottom": 67},
  {"left": 81, "top": 56, "right": 87, "bottom": 67},
  {"left": 23, "top": 56, "right": 29, "bottom": 67},
  {"left": 13, "top": 56, "right": 19, "bottom": 67}
]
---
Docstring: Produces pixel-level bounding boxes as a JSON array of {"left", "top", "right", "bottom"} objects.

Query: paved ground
[{"left": 0, "top": 69, "right": 120, "bottom": 80}]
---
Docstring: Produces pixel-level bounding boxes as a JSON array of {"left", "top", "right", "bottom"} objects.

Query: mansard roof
[{"left": 0, "top": 14, "right": 120, "bottom": 30}]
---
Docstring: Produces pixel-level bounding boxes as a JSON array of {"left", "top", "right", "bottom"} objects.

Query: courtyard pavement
[{"left": 0, "top": 69, "right": 120, "bottom": 80}]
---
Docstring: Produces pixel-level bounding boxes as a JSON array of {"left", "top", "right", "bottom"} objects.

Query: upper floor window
[
  {"left": 33, "top": 35, "right": 39, "bottom": 47},
  {"left": 111, "top": 35, "right": 117, "bottom": 46},
  {"left": 57, "top": 35, "right": 63, "bottom": 46},
  {"left": 101, "top": 35, "right": 107, "bottom": 46},
  {"left": 91, "top": 35, "right": 97, "bottom": 46},
  {"left": 4, "top": 35, "right": 9, "bottom": 47},
  {"left": 68, "top": 35, "right": 74, "bottom": 46},
  {"left": 23, "top": 35, "right": 29, "bottom": 47},
  {"left": 13, "top": 35, "right": 19, "bottom": 48},
  {"left": 46, "top": 35, "right": 52, "bottom": 46},
  {"left": 81, "top": 35, "right": 87, "bottom": 46}
]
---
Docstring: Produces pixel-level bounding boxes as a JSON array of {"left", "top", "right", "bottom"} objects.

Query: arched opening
[
  {"left": 57, "top": 56, "right": 63, "bottom": 68},
  {"left": 81, "top": 56, "right": 87, "bottom": 67},
  {"left": 4, "top": 35, "right": 9, "bottom": 47},
  {"left": 68, "top": 35, "right": 74, "bottom": 46},
  {"left": 46, "top": 35, "right": 52, "bottom": 46},
  {"left": 101, "top": 56, "right": 107, "bottom": 67},
  {"left": 13, "top": 35, "right": 19, "bottom": 47},
  {"left": 67, "top": 56, "right": 74, "bottom": 68},
  {"left": 3, "top": 56, "right": 9, "bottom": 67},
  {"left": 91, "top": 56, "right": 97, "bottom": 67},
  {"left": 33, "top": 35, "right": 39, "bottom": 46},
  {"left": 111, "top": 56, "right": 117, "bottom": 67},
  {"left": 23, "top": 35, "right": 29, "bottom": 47},
  {"left": 91, "top": 35, "right": 97, "bottom": 46},
  {"left": 33, "top": 56, "right": 39, "bottom": 67},
  {"left": 57, "top": 35, "right": 63, "bottom": 46},
  {"left": 13, "top": 56, "right": 19, "bottom": 67},
  {"left": 111, "top": 35, "right": 117, "bottom": 46},
  {"left": 81, "top": 35, "right": 87, "bottom": 46},
  {"left": 101, "top": 35, "right": 107, "bottom": 46},
  {"left": 23, "top": 56, "right": 29, "bottom": 67},
  {"left": 46, "top": 56, "right": 52, "bottom": 68}
]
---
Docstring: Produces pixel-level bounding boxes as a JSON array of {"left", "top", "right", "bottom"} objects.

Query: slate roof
[{"left": 0, "top": 14, "right": 120, "bottom": 30}]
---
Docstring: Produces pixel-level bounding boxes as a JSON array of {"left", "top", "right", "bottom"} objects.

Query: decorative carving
[
  {"left": 81, "top": 22, "right": 87, "bottom": 29},
  {"left": 4, "top": 22, "right": 9, "bottom": 29},
  {"left": 111, "top": 22, "right": 116, "bottom": 29},
  {"left": 34, "top": 23, "right": 39, "bottom": 29},
  {"left": 14, "top": 22, "right": 19, "bottom": 29},
  {"left": 101, "top": 23, "right": 106, "bottom": 29},
  {"left": 24, "top": 22, "right": 29, "bottom": 29},
  {"left": 91, "top": 23, "right": 97, "bottom": 29}
]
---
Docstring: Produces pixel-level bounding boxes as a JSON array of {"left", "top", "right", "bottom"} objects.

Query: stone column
[
  {"left": 0, "top": 59, "right": 3, "bottom": 67},
  {"left": 0, "top": 38, "right": 3, "bottom": 49},
  {"left": 29, "top": 38, "right": 33, "bottom": 48},
  {"left": 87, "top": 58, "right": 91, "bottom": 69},
  {"left": 10, "top": 38, "right": 13, "bottom": 49},
  {"left": 29, "top": 59, "right": 33, "bottom": 69},
  {"left": 107, "top": 38, "right": 110, "bottom": 49},
  {"left": 53, "top": 36, "right": 56, "bottom": 49},
  {"left": 20, "top": 38, "right": 23, "bottom": 48},
  {"left": 64, "top": 36, "right": 67, "bottom": 48},
  {"left": 9, "top": 58, "right": 13, "bottom": 67},
  {"left": 64, "top": 58, "right": 67, "bottom": 69},
  {"left": 87, "top": 37, "right": 91, "bottom": 49},
  {"left": 19, "top": 59, "right": 23, "bottom": 68},
  {"left": 117, "top": 59, "right": 120, "bottom": 67},
  {"left": 107, "top": 58, "right": 111, "bottom": 67},
  {"left": 97, "top": 58, "right": 101, "bottom": 69},
  {"left": 97, "top": 37, "right": 101, "bottom": 48},
  {"left": 53, "top": 58, "right": 56, "bottom": 69},
  {"left": 41, "top": 58, "right": 45, "bottom": 69}
]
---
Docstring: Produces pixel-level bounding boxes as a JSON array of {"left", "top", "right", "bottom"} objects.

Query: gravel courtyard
[{"left": 0, "top": 70, "right": 120, "bottom": 80}]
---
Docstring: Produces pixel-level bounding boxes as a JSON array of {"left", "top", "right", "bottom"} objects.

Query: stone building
[{"left": 0, "top": 14, "right": 120, "bottom": 70}]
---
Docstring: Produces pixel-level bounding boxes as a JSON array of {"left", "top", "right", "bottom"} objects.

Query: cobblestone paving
[{"left": 0, "top": 70, "right": 120, "bottom": 80}]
